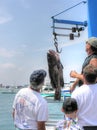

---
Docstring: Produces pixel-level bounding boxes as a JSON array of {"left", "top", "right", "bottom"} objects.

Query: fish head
[{"left": 47, "top": 49, "right": 60, "bottom": 63}]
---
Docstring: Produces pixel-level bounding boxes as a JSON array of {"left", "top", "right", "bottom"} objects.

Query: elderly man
[
  {"left": 70, "top": 37, "right": 97, "bottom": 92},
  {"left": 12, "top": 69, "right": 48, "bottom": 130}
]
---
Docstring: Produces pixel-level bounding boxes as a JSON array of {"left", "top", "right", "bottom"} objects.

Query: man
[
  {"left": 12, "top": 69, "right": 48, "bottom": 130},
  {"left": 71, "top": 64, "right": 97, "bottom": 128},
  {"left": 70, "top": 37, "right": 97, "bottom": 92}
]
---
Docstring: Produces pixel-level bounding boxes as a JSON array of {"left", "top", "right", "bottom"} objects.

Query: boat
[
  {"left": 40, "top": 85, "right": 71, "bottom": 104},
  {"left": 0, "top": 87, "right": 20, "bottom": 94},
  {"left": 41, "top": 85, "right": 55, "bottom": 97},
  {"left": 41, "top": 86, "right": 55, "bottom": 103}
]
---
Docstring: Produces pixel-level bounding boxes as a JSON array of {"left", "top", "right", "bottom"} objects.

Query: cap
[
  {"left": 62, "top": 98, "right": 78, "bottom": 114},
  {"left": 86, "top": 37, "right": 97, "bottom": 48},
  {"left": 30, "top": 69, "right": 46, "bottom": 87}
]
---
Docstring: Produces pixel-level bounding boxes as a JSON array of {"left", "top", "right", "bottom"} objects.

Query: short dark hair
[
  {"left": 83, "top": 64, "right": 97, "bottom": 84},
  {"left": 62, "top": 98, "right": 78, "bottom": 114}
]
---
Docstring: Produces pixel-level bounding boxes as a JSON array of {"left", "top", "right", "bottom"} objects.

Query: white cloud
[
  {"left": 0, "top": 15, "right": 12, "bottom": 24},
  {"left": 60, "top": 33, "right": 88, "bottom": 48},
  {"left": 21, "top": 44, "right": 28, "bottom": 48},
  {"left": 19, "top": 0, "right": 31, "bottom": 9},
  {"left": 0, "top": 63, "right": 16, "bottom": 69},
  {"left": 1, "top": 63, "right": 26, "bottom": 72},
  {"left": 0, "top": 7, "right": 13, "bottom": 24},
  {"left": 0, "top": 48, "right": 15, "bottom": 58},
  {"left": 0, "top": 63, "right": 27, "bottom": 85}
]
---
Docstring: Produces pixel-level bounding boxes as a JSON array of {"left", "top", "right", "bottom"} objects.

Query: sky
[{"left": 0, "top": 0, "right": 88, "bottom": 86}]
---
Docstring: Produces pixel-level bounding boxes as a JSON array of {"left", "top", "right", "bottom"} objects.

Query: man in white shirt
[
  {"left": 71, "top": 64, "right": 97, "bottom": 129},
  {"left": 12, "top": 69, "right": 48, "bottom": 130}
]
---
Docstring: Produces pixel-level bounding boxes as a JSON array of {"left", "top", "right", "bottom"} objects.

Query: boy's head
[
  {"left": 62, "top": 98, "right": 78, "bottom": 119},
  {"left": 83, "top": 64, "right": 97, "bottom": 84}
]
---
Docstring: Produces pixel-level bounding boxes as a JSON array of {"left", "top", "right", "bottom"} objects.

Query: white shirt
[
  {"left": 55, "top": 118, "right": 82, "bottom": 130},
  {"left": 71, "top": 83, "right": 97, "bottom": 127},
  {"left": 13, "top": 87, "right": 48, "bottom": 130}
]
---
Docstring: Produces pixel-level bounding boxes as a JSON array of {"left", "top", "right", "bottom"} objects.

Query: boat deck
[
  {"left": 46, "top": 120, "right": 58, "bottom": 129},
  {"left": 45, "top": 97, "right": 64, "bottom": 130},
  {"left": 44, "top": 90, "right": 71, "bottom": 130}
]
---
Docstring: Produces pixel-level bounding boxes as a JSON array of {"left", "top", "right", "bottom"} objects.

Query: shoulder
[
  {"left": 56, "top": 120, "right": 66, "bottom": 129},
  {"left": 90, "top": 58, "right": 97, "bottom": 61},
  {"left": 90, "top": 58, "right": 97, "bottom": 67},
  {"left": 18, "top": 87, "right": 29, "bottom": 93},
  {"left": 89, "top": 53, "right": 97, "bottom": 64},
  {"left": 71, "top": 85, "right": 88, "bottom": 97},
  {"left": 15, "top": 87, "right": 29, "bottom": 97},
  {"left": 39, "top": 96, "right": 48, "bottom": 105},
  {"left": 34, "top": 92, "right": 48, "bottom": 105}
]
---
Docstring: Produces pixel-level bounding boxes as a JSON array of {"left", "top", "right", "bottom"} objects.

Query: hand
[{"left": 70, "top": 71, "right": 78, "bottom": 78}]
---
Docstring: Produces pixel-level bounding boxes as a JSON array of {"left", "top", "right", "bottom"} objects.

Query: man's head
[
  {"left": 62, "top": 98, "right": 78, "bottom": 119},
  {"left": 86, "top": 37, "right": 97, "bottom": 48},
  {"left": 83, "top": 64, "right": 97, "bottom": 84},
  {"left": 86, "top": 37, "right": 97, "bottom": 55},
  {"left": 30, "top": 69, "right": 47, "bottom": 90}
]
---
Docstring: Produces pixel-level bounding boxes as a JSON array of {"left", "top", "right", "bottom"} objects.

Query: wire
[{"left": 51, "top": 1, "right": 87, "bottom": 18}]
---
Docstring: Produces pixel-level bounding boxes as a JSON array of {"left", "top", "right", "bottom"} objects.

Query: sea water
[
  {"left": 0, "top": 93, "right": 63, "bottom": 130},
  {"left": 0, "top": 93, "right": 15, "bottom": 130}
]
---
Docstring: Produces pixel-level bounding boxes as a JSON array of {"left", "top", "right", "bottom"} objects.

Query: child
[{"left": 55, "top": 97, "right": 82, "bottom": 130}]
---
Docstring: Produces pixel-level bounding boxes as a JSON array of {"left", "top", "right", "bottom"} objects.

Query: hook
[
  {"left": 53, "top": 32, "right": 62, "bottom": 53},
  {"left": 54, "top": 41, "right": 62, "bottom": 53}
]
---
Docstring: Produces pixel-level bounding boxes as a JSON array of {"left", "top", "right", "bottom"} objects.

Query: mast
[{"left": 87, "top": 0, "right": 97, "bottom": 37}]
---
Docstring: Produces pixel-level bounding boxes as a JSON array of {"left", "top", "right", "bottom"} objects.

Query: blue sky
[{"left": 0, "top": 0, "right": 88, "bottom": 86}]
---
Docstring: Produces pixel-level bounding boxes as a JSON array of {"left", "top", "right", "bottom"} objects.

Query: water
[
  {"left": 0, "top": 93, "right": 63, "bottom": 130},
  {"left": 0, "top": 93, "right": 15, "bottom": 130}
]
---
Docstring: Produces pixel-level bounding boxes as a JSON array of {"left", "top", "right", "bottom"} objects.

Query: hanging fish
[{"left": 47, "top": 49, "right": 64, "bottom": 100}]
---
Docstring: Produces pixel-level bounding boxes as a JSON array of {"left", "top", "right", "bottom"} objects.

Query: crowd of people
[{"left": 12, "top": 37, "right": 97, "bottom": 130}]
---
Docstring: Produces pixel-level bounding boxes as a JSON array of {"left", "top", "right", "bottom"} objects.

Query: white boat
[
  {"left": 41, "top": 85, "right": 55, "bottom": 98},
  {"left": 41, "top": 85, "right": 71, "bottom": 102},
  {"left": 0, "top": 87, "right": 20, "bottom": 94},
  {"left": 41, "top": 85, "right": 55, "bottom": 93}
]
